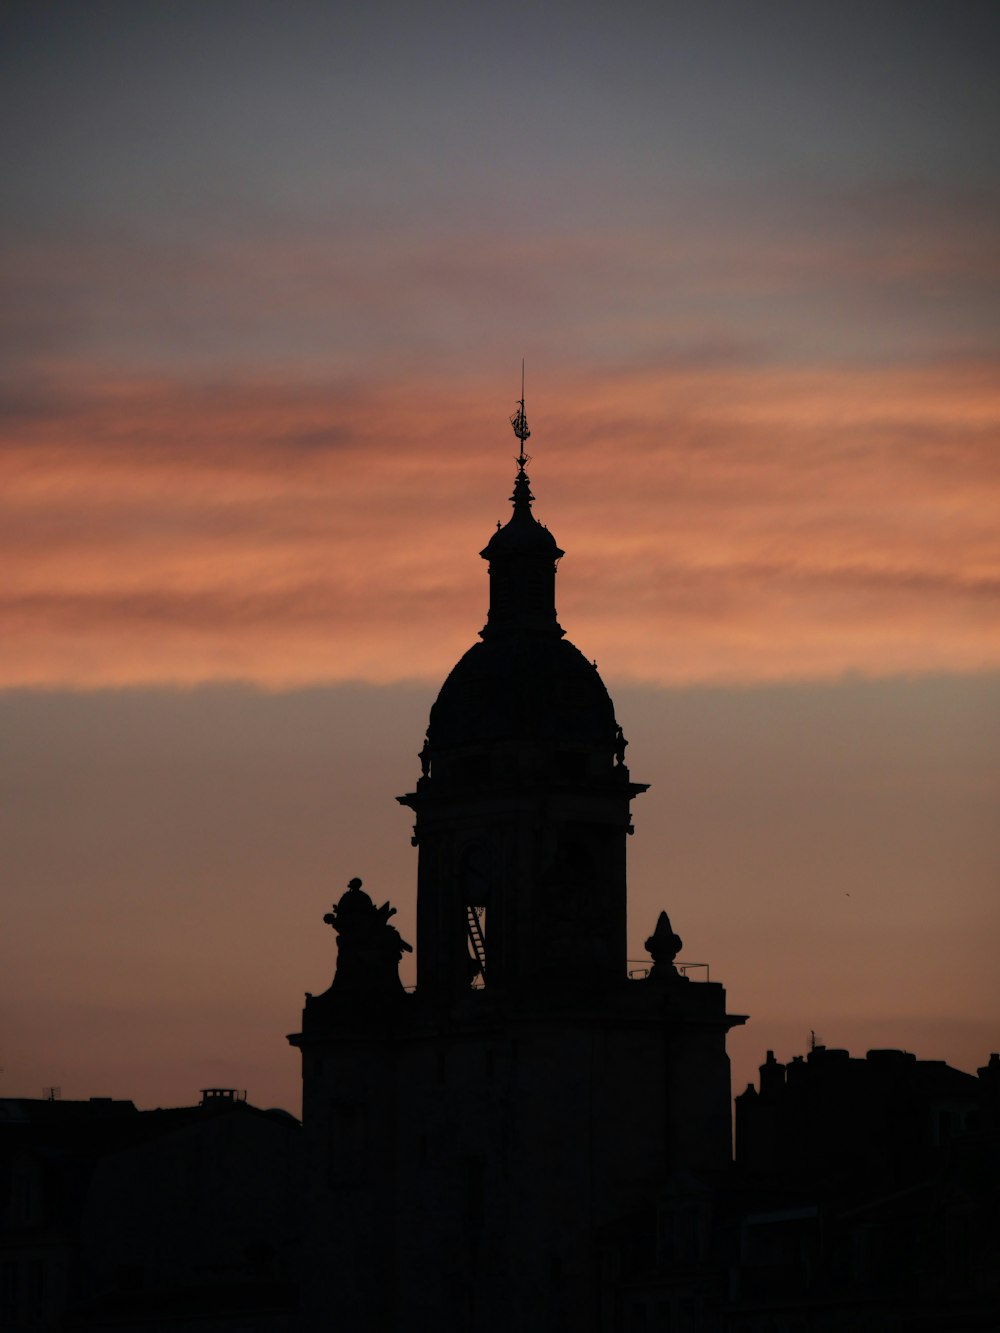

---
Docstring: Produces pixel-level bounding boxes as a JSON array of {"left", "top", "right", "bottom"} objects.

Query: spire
[
  {"left": 481, "top": 366, "right": 561, "bottom": 555},
  {"left": 508, "top": 360, "right": 536, "bottom": 522},
  {"left": 479, "top": 370, "right": 564, "bottom": 638}
]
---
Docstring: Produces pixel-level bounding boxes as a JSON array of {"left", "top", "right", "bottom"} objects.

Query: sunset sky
[{"left": 3, "top": 1, "right": 999, "bottom": 1113}]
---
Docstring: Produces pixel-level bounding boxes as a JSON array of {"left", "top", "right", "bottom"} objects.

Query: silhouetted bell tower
[
  {"left": 291, "top": 382, "right": 744, "bottom": 1333},
  {"left": 398, "top": 390, "right": 647, "bottom": 999}
]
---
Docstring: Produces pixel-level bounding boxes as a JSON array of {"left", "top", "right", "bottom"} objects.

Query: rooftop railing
[{"left": 627, "top": 961, "right": 710, "bottom": 982}]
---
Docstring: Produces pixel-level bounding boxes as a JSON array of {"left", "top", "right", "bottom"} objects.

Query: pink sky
[
  {"left": 5, "top": 360, "right": 998, "bottom": 691},
  {"left": 2, "top": 2, "right": 999, "bottom": 1113}
]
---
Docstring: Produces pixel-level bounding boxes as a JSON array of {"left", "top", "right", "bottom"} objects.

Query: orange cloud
[{"left": 2, "top": 359, "right": 998, "bottom": 690}]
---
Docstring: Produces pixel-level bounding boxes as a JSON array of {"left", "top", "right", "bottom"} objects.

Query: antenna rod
[{"left": 520, "top": 359, "right": 525, "bottom": 468}]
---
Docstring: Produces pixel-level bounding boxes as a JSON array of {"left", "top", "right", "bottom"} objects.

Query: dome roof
[
  {"left": 479, "top": 466, "right": 564, "bottom": 562},
  {"left": 428, "top": 633, "right": 616, "bottom": 751},
  {"left": 426, "top": 424, "right": 619, "bottom": 754},
  {"left": 480, "top": 505, "right": 563, "bottom": 562}
]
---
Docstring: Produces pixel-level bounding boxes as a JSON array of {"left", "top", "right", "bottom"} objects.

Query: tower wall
[{"left": 294, "top": 979, "right": 736, "bottom": 1333}]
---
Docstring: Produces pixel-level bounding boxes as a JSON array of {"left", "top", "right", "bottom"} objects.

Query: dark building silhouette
[
  {"left": 718, "top": 1047, "right": 1000, "bottom": 1330},
  {"left": 289, "top": 408, "right": 745, "bottom": 1331},
  {"left": 0, "top": 1090, "right": 301, "bottom": 1331},
  {"left": 737, "top": 1044, "right": 985, "bottom": 1183},
  {"left": 604, "top": 1046, "right": 1000, "bottom": 1331}
]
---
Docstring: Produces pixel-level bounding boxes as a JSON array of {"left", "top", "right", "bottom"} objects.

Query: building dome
[
  {"left": 408, "top": 391, "right": 638, "bottom": 800},
  {"left": 428, "top": 633, "right": 616, "bottom": 751},
  {"left": 424, "top": 429, "right": 619, "bottom": 760}
]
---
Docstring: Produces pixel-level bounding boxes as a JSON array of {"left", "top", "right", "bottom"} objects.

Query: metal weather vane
[{"left": 510, "top": 359, "right": 530, "bottom": 470}]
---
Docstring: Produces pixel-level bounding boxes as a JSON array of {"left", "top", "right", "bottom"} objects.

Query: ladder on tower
[{"left": 466, "top": 904, "right": 487, "bottom": 985}]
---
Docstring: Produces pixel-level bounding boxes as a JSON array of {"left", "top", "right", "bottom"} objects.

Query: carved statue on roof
[{"left": 324, "top": 877, "right": 412, "bottom": 993}]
